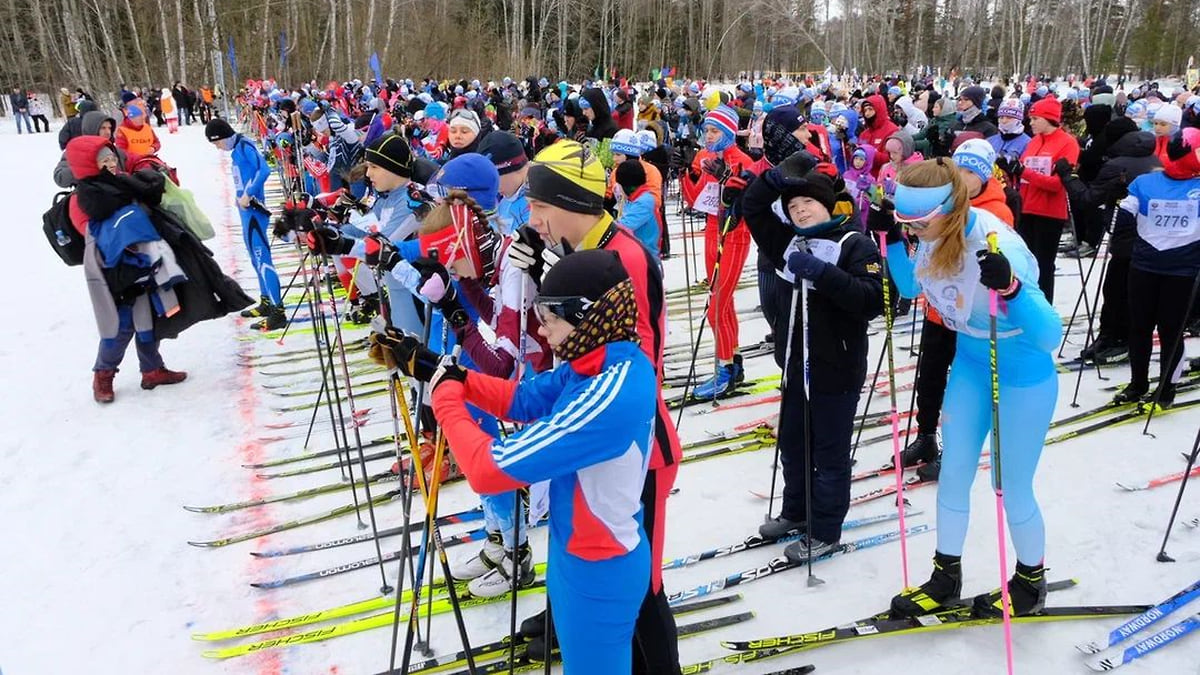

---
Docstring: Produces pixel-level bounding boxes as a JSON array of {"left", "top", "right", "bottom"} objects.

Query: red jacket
[
  {"left": 857, "top": 94, "right": 899, "bottom": 176},
  {"left": 1019, "top": 127, "right": 1080, "bottom": 220},
  {"left": 680, "top": 144, "right": 756, "bottom": 229}
]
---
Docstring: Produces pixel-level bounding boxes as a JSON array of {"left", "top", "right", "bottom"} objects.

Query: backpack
[{"left": 42, "top": 190, "right": 85, "bottom": 266}]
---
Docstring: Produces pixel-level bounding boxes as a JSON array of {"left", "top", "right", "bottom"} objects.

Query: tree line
[{"left": 2, "top": 0, "right": 1196, "bottom": 105}]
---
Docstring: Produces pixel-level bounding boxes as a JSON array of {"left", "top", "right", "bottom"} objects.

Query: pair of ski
[
  {"left": 706, "top": 580, "right": 1150, "bottom": 671},
  {"left": 1076, "top": 578, "right": 1200, "bottom": 670},
  {"left": 402, "top": 595, "right": 751, "bottom": 675}
]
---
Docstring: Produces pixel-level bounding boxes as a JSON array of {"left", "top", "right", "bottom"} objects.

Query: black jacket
[
  {"left": 953, "top": 115, "right": 999, "bottom": 139},
  {"left": 1063, "top": 130, "right": 1160, "bottom": 257},
  {"left": 581, "top": 88, "right": 618, "bottom": 140},
  {"left": 742, "top": 177, "right": 884, "bottom": 394}
]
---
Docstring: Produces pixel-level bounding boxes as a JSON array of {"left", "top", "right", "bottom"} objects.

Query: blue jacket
[
  {"left": 619, "top": 191, "right": 660, "bottom": 257},
  {"left": 1121, "top": 170, "right": 1200, "bottom": 277},
  {"left": 230, "top": 135, "right": 270, "bottom": 203}
]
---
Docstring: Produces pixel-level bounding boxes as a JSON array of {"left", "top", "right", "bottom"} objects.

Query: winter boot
[
  {"left": 240, "top": 295, "right": 272, "bottom": 318},
  {"left": 890, "top": 552, "right": 963, "bottom": 618},
  {"left": 899, "top": 434, "right": 940, "bottom": 468},
  {"left": 692, "top": 363, "right": 738, "bottom": 401},
  {"left": 93, "top": 369, "right": 116, "bottom": 404},
  {"left": 758, "top": 515, "right": 807, "bottom": 540},
  {"left": 973, "top": 561, "right": 1046, "bottom": 617},
  {"left": 1112, "top": 382, "right": 1148, "bottom": 405},
  {"left": 346, "top": 294, "right": 380, "bottom": 324},
  {"left": 140, "top": 367, "right": 188, "bottom": 390},
  {"left": 250, "top": 305, "right": 286, "bottom": 331},
  {"left": 449, "top": 531, "right": 506, "bottom": 580},
  {"left": 467, "top": 543, "right": 535, "bottom": 598},
  {"left": 783, "top": 534, "right": 841, "bottom": 563}
]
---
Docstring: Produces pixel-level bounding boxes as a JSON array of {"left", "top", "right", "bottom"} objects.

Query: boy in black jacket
[{"left": 725, "top": 154, "right": 884, "bottom": 560}]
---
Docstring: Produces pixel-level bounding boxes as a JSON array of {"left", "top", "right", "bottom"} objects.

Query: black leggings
[
  {"left": 915, "top": 317, "right": 957, "bottom": 435},
  {"left": 1017, "top": 214, "right": 1065, "bottom": 303},
  {"left": 1097, "top": 255, "right": 1130, "bottom": 345},
  {"left": 1127, "top": 267, "right": 1199, "bottom": 390},
  {"left": 31, "top": 114, "right": 50, "bottom": 132}
]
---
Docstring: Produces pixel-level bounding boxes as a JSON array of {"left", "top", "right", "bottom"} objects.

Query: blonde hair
[
  {"left": 419, "top": 189, "right": 490, "bottom": 234},
  {"left": 896, "top": 158, "right": 971, "bottom": 279}
]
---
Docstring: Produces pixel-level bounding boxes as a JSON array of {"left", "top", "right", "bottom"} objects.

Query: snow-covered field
[{"left": 1, "top": 123, "right": 1197, "bottom": 675}]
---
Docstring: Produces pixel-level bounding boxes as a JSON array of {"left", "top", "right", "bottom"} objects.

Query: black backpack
[{"left": 42, "top": 190, "right": 85, "bottom": 266}]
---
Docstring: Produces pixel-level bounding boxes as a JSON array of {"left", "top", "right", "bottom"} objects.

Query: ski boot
[
  {"left": 1147, "top": 383, "right": 1177, "bottom": 410},
  {"left": 1093, "top": 341, "right": 1128, "bottom": 365},
  {"left": 915, "top": 451, "right": 942, "bottom": 482},
  {"left": 391, "top": 431, "right": 462, "bottom": 485},
  {"left": 1112, "top": 383, "right": 1148, "bottom": 405},
  {"left": 140, "top": 367, "right": 188, "bottom": 390},
  {"left": 467, "top": 542, "right": 535, "bottom": 598},
  {"left": 692, "top": 363, "right": 739, "bottom": 401},
  {"left": 973, "top": 561, "right": 1046, "bottom": 617},
  {"left": 250, "top": 305, "right": 286, "bottom": 331},
  {"left": 759, "top": 515, "right": 806, "bottom": 540},
  {"left": 899, "top": 434, "right": 939, "bottom": 468},
  {"left": 783, "top": 534, "right": 840, "bottom": 563},
  {"left": 93, "top": 369, "right": 116, "bottom": 403},
  {"left": 449, "top": 530, "right": 506, "bottom": 580},
  {"left": 520, "top": 608, "right": 549, "bottom": 638},
  {"left": 346, "top": 294, "right": 380, "bottom": 324},
  {"left": 240, "top": 295, "right": 272, "bottom": 318},
  {"left": 890, "top": 552, "right": 963, "bottom": 618}
]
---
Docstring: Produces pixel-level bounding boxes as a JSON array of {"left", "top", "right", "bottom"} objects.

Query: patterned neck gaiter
[{"left": 554, "top": 279, "right": 640, "bottom": 362}]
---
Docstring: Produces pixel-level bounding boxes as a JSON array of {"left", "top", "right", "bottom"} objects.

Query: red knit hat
[{"left": 1029, "top": 97, "right": 1062, "bottom": 125}]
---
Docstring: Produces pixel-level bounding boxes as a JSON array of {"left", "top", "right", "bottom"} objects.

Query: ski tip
[
  {"left": 181, "top": 505, "right": 211, "bottom": 513},
  {"left": 1074, "top": 641, "right": 1102, "bottom": 654},
  {"left": 187, "top": 541, "right": 219, "bottom": 548}
]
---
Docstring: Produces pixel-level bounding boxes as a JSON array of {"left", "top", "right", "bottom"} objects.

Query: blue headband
[{"left": 894, "top": 183, "right": 954, "bottom": 222}]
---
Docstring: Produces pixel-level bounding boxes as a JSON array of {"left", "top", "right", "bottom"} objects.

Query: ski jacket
[
  {"left": 1063, "top": 130, "right": 1160, "bottom": 258},
  {"left": 229, "top": 135, "right": 270, "bottom": 203},
  {"left": 988, "top": 131, "right": 1031, "bottom": 166},
  {"left": 432, "top": 340, "right": 653, "bottom": 567},
  {"left": 617, "top": 186, "right": 662, "bottom": 257},
  {"left": 857, "top": 95, "right": 900, "bottom": 175},
  {"left": 581, "top": 89, "right": 619, "bottom": 140},
  {"left": 972, "top": 179, "right": 1015, "bottom": 226},
  {"left": 742, "top": 176, "right": 885, "bottom": 394},
  {"left": 1120, "top": 170, "right": 1200, "bottom": 277},
  {"left": 680, "top": 143, "right": 755, "bottom": 231},
  {"left": 1019, "top": 127, "right": 1080, "bottom": 220}
]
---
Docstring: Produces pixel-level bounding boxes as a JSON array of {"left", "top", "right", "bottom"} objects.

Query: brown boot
[
  {"left": 93, "top": 370, "right": 116, "bottom": 403},
  {"left": 141, "top": 367, "right": 188, "bottom": 390}
]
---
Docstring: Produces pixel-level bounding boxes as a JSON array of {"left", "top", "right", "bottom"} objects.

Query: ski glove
[
  {"left": 976, "top": 248, "right": 1021, "bottom": 299},
  {"left": 507, "top": 225, "right": 548, "bottom": 288},
  {"left": 364, "top": 234, "right": 401, "bottom": 271},
  {"left": 701, "top": 156, "right": 731, "bottom": 182},
  {"left": 368, "top": 328, "right": 440, "bottom": 381},
  {"left": 430, "top": 355, "right": 469, "bottom": 393},
  {"left": 777, "top": 149, "right": 820, "bottom": 181},
  {"left": 866, "top": 199, "right": 903, "bottom": 245},
  {"left": 1053, "top": 158, "right": 1073, "bottom": 180},
  {"left": 721, "top": 174, "right": 748, "bottom": 209},
  {"left": 1009, "top": 160, "right": 1026, "bottom": 181},
  {"left": 306, "top": 225, "right": 355, "bottom": 255},
  {"left": 787, "top": 249, "right": 828, "bottom": 283}
]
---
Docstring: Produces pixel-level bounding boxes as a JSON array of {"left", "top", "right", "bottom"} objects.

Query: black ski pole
[
  {"left": 798, "top": 276, "right": 824, "bottom": 587},
  {"left": 1069, "top": 220, "right": 1116, "bottom": 407},
  {"left": 765, "top": 284, "right": 800, "bottom": 523},
  {"left": 1156, "top": 426, "right": 1200, "bottom": 562},
  {"left": 850, "top": 341, "right": 887, "bottom": 461},
  {"left": 1142, "top": 271, "right": 1200, "bottom": 437}
]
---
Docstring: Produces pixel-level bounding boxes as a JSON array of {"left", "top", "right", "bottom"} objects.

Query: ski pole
[
  {"left": 877, "top": 232, "right": 910, "bottom": 588},
  {"left": 986, "top": 232, "right": 1016, "bottom": 675},
  {"left": 1156, "top": 426, "right": 1200, "bottom": 562},
  {"left": 765, "top": 285, "right": 800, "bottom": 524},
  {"left": 850, "top": 342, "right": 887, "bottom": 461},
  {"left": 509, "top": 275, "right": 530, "bottom": 675},
  {"left": 1069, "top": 211, "right": 1118, "bottom": 407},
  {"left": 1142, "top": 270, "right": 1200, "bottom": 437},
  {"left": 1056, "top": 198, "right": 1104, "bottom": 387},
  {"left": 798, "top": 270, "right": 824, "bottom": 588},
  {"left": 900, "top": 304, "right": 926, "bottom": 447},
  {"left": 673, "top": 211, "right": 734, "bottom": 426}
]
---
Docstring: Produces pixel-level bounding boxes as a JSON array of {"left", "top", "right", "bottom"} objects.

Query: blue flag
[
  {"left": 227, "top": 36, "right": 239, "bottom": 84},
  {"left": 369, "top": 52, "right": 383, "bottom": 85},
  {"left": 279, "top": 31, "right": 287, "bottom": 71}
]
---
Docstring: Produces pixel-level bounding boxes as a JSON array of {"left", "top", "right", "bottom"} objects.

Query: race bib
[
  {"left": 1023, "top": 155, "right": 1051, "bottom": 177},
  {"left": 696, "top": 181, "right": 721, "bottom": 216},
  {"left": 1141, "top": 198, "right": 1200, "bottom": 251},
  {"left": 916, "top": 243, "right": 979, "bottom": 332}
]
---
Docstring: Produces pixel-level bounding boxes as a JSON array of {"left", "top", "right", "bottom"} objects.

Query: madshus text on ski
[{"left": 42, "top": 60, "right": 1200, "bottom": 675}]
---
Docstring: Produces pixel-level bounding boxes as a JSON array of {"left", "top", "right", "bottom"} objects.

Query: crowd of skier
[{"left": 41, "top": 67, "right": 1200, "bottom": 673}]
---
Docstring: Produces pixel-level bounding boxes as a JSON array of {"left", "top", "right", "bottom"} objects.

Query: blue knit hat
[
  {"left": 611, "top": 129, "right": 643, "bottom": 157},
  {"left": 431, "top": 153, "right": 500, "bottom": 211}
]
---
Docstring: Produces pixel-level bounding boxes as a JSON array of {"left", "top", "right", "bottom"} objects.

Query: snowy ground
[{"left": 1, "top": 123, "right": 1197, "bottom": 675}]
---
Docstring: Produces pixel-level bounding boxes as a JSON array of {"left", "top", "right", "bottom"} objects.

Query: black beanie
[
  {"left": 538, "top": 249, "right": 629, "bottom": 323},
  {"left": 959, "top": 86, "right": 987, "bottom": 111},
  {"left": 364, "top": 133, "right": 413, "bottom": 178},
  {"left": 780, "top": 173, "right": 838, "bottom": 215},
  {"left": 476, "top": 131, "right": 529, "bottom": 175},
  {"left": 614, "top": 158, "right": 646, "bottom": 197},
  {"left": 205, "top": 118, "right": 235, "bottom": 141},
  {"left": 1104, "top": 116, "right": 1139, "bottom": 145}
]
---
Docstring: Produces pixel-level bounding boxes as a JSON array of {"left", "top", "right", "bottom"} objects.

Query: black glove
[
  {"left": 866, "top": 199, "right": 903, "bottom": 245},
  {"left": 364, "top": 233, "right": 401, "bottom": 271},
  {"left": 305, "top": 225, "right": 354, "bottom": 255},
  {"left": 995, "top": 156, "right": 1012, "bottom": 175},
  {"left": 430, "top": 355, "right": 469, "bottom": 393},
  {"left": 721, "top": 174, "right": 748, "bottom": 209},
  {"left": 977, "top": 248, "right": 1021, "bottom": 299},
  {"left": 1053, "top": 158, "right": 1073, "bottom": 180},
  {"left": 671, "top": 145, "right": 688, "bottom": 169},
  {"left": 701, "top": 156, "right": 730, "bottom": 182},
  {"left": 507, "top": 225, "right": 548, "bottom": 288},
  {"left": 276, "top": 205, "right": 320, "bottom": 237},
  {"left": 1009, "top": 160, "right": 1025, "bottom": 181},
  {"left": 761, "top": 167, "right": 790, "bottom": 192},
  {"left": 367, "top": 328, "right": 440, "bottom": 380},
  {"left": 777, "top": 149, "right": 819, "bottom": 180},
  {"left": 1166, "top": 132, "right": 1195, "bottom": 161}
]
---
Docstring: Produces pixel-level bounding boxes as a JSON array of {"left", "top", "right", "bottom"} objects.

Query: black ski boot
[
  {"left": 1148, "top": 382, "right": 1177, "bottom": 410},
  {"left": 890, "top": 552, "right": 962, "bottom": 618},
  {"left": 241, "top": 295, "right": 272, "bottom": 318},
  {"left": 732, "top": 353, "right": 746, "bottom": 386},
  {"left": 915, "top": 451, "right": 942, "bottom": 482},
  {"left": 519, "top": 608, "right": 548, "bottom": 638},
  {"left": 899, "top": 434, "right": 939, "bottom": 468},
  {"left": 250, "top": 305, "right": 286, "bottom": 331},
  {"left": 973, "top": 561, "right": 1046, "bottom": 617},
  {"left": 1093, "top": 341, "right": 1129, "bottom": 364},
  {"left": 1112, "top": 382, "right": 1148, "bottom": 405}
]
